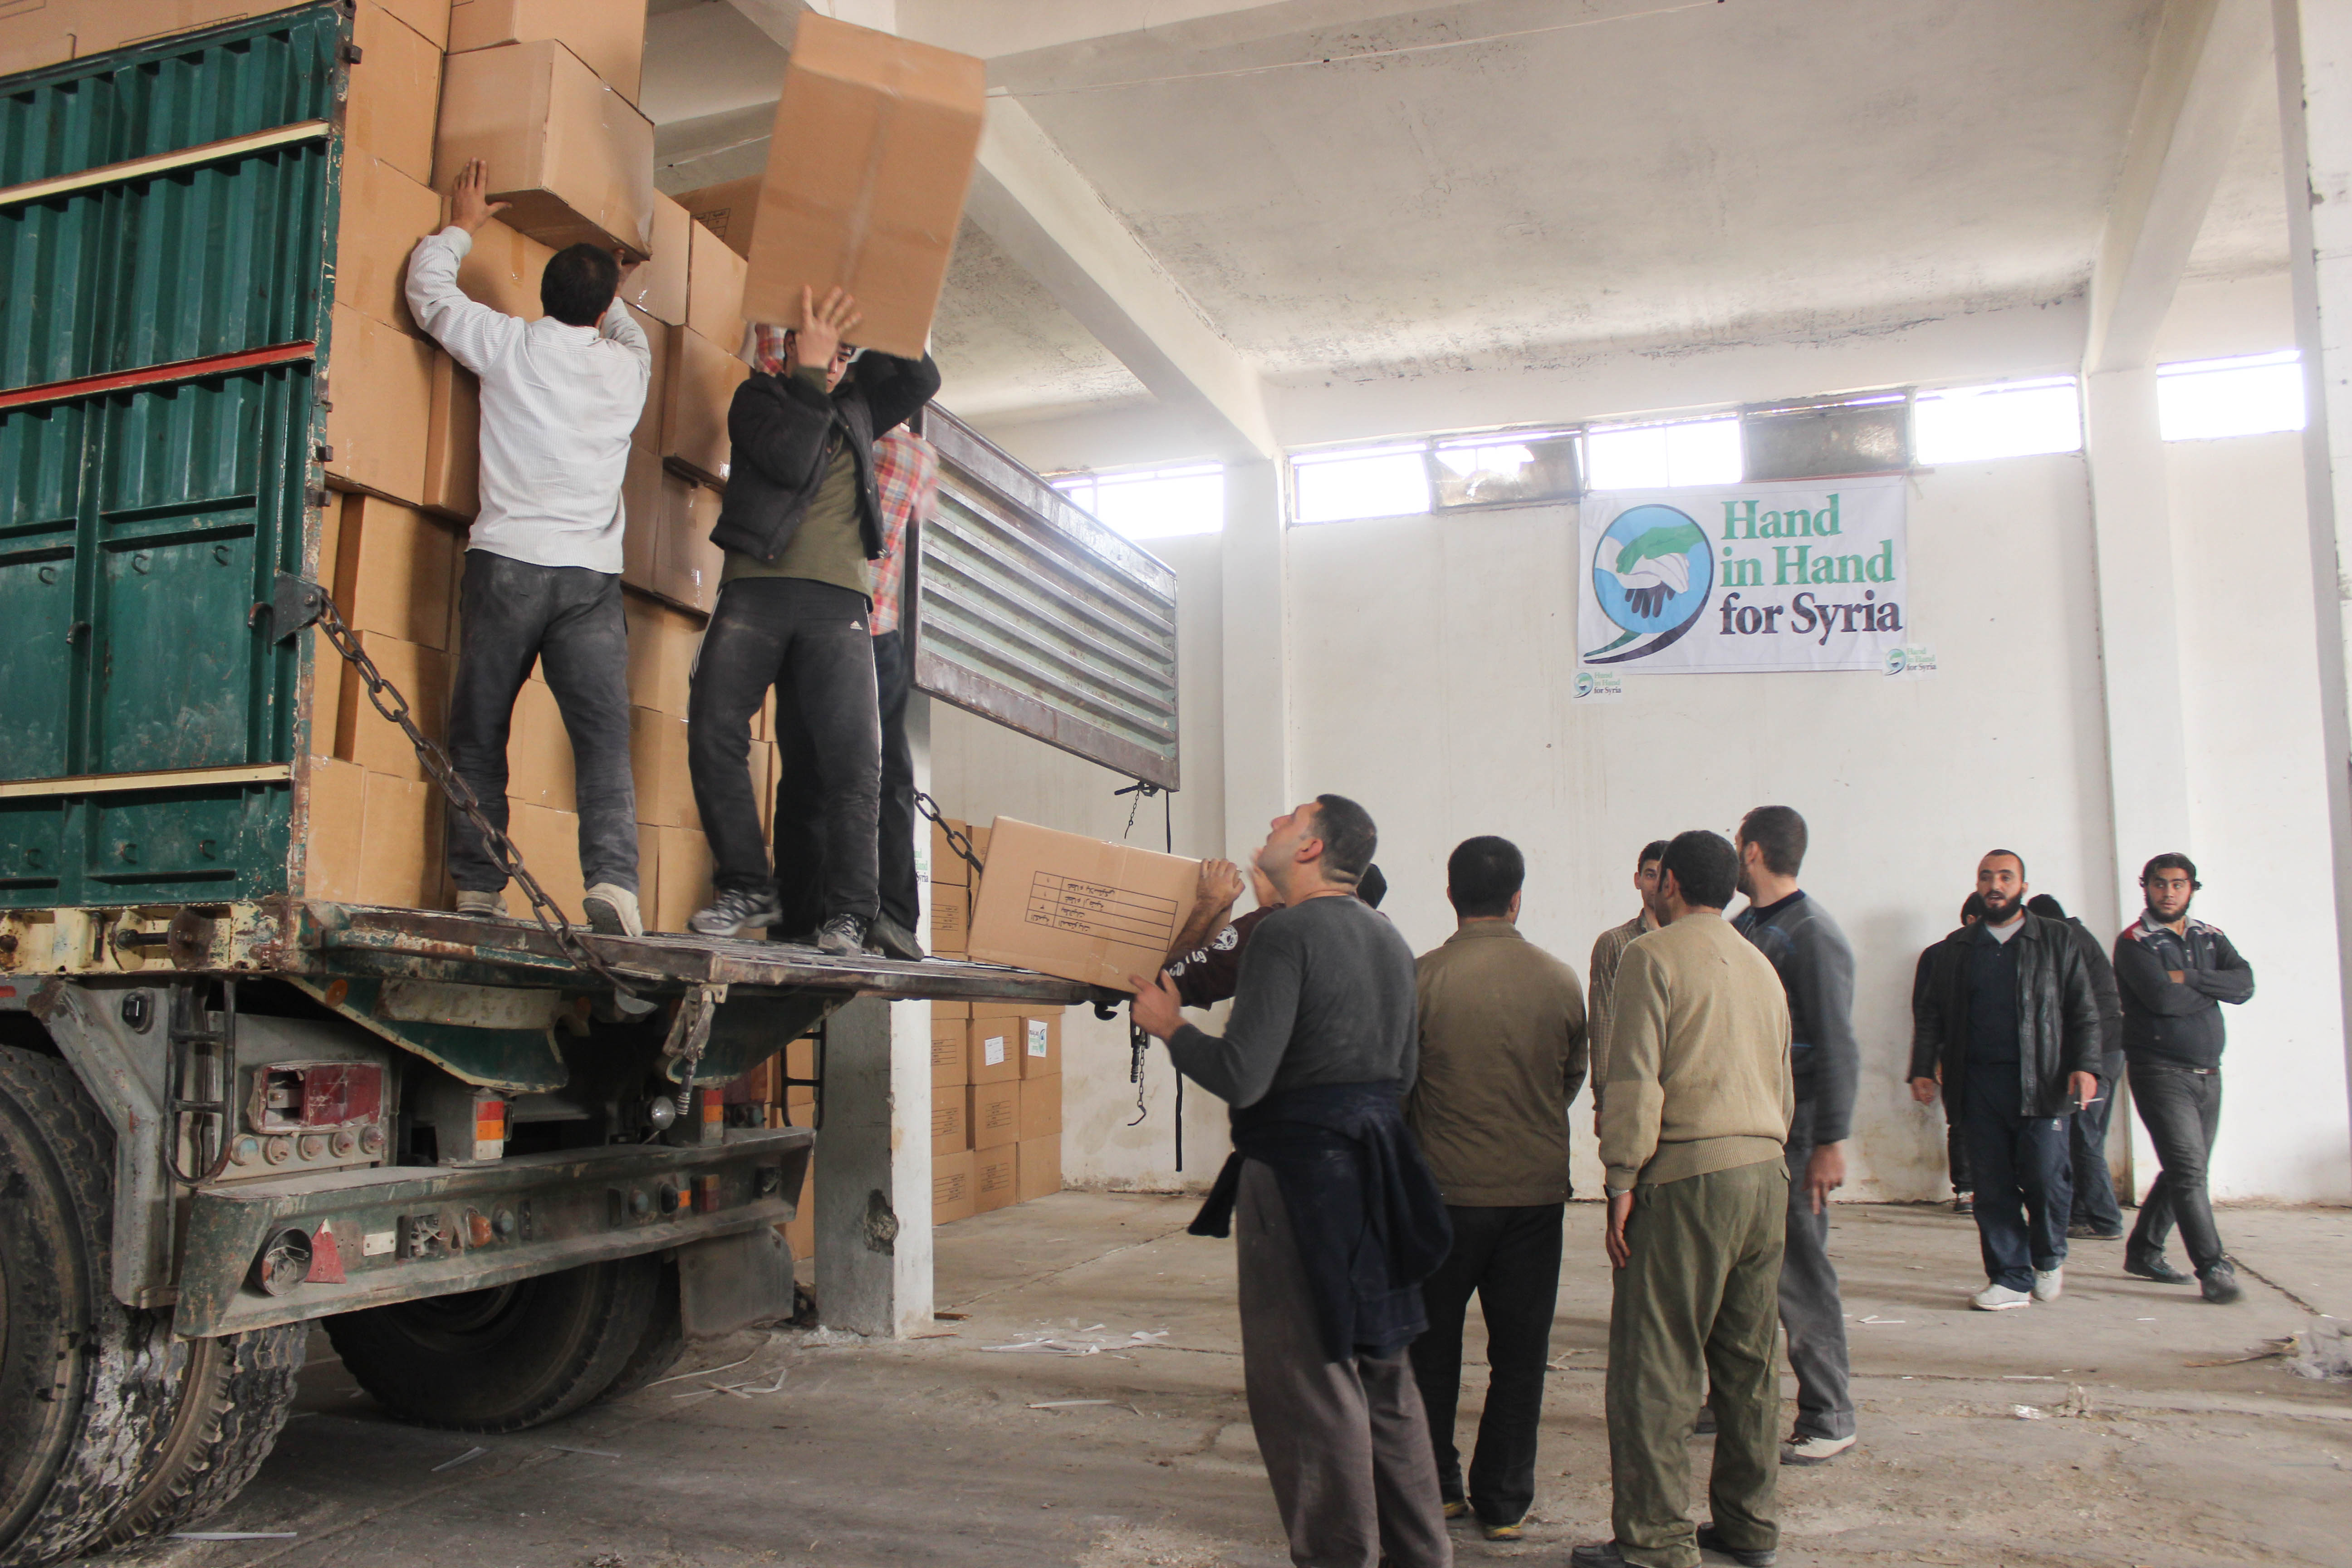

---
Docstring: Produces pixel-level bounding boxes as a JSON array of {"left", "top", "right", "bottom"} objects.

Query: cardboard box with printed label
[
  {"left": 930, "top": 1019, "right": 968, "bottom": 1088},
  {"left": 975, "top": 1148, "right": 1017, "bottom": 1214},
  {"left": 930, "top": 1093, "right": 968, "bottom": 1156},
  {"left": 931, "top": 883, "right": 971, "bottom": 956},
  {"left": 448, "top": 0, "right": 646, "bottom": 104},
  {"left": 1019, "top": 1011, "right": 1060, "bottom": 1079},
  {"left": 932, "top": 1149, "right": 975, "bottom": 1225},
  {"left": 966, "top": 1017, "right": 1019, "bottom": 1086},
  {"left": 967, "top": 1082, "right": 1019, "bottom": 1150},
  {"left": 1018, "top": 1074, "right": 1062, "bottom": 1144},
  {"left": 679, "top": 176, "right": 761, "bottom": 260},
  {"left": 967, "top": 817, "right": 1200, "bottom": 990},
  {"left": 1016, "top": 1134, "right": 1062, "bottom": 1203},
  {"left": 434, "top": 39, "right": 656, "bottom": 258},
  {"left": 741, "top": 15, "right": 985, "bottom": 358}
]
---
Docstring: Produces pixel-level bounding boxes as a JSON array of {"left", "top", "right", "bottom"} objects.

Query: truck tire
[
  {"left": 89, "top": 1322, "right": 307, "bottom": 1551},
  {"left": 0, "top": 1048, "right": 157, "bottom": 1564},
  {"left": 325, "top": 1255, "right": 662, "bottom": 1432},
  {"left": 594, "top": 1261, "right": 684, "bottom": 1404}
]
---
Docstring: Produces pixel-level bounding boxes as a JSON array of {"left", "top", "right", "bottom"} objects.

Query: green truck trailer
[{"left": 0, "top": 7, "right": 1179, "bottom": 1560}]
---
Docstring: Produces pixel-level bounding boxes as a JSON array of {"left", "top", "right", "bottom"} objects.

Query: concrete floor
[{"left": 104, "top": 1196, "right": 2351, "bottom": 1568}]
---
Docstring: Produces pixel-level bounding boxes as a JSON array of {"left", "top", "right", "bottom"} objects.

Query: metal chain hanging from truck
[{"left": 271, "top": 575, "right": 637, "bottom": 996}]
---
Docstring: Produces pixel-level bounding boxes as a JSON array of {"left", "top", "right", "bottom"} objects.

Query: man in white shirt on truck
[{"left": 404, "top": 159, "right": 651, "bottom": 936}]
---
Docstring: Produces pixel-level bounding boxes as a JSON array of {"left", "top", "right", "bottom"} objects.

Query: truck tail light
[
  {"left": 470, "top": 1096, "right": 507, "bottom": 1162},
  {"left": 252, "top": 1062, "right": 385, "bottom": 1132}
]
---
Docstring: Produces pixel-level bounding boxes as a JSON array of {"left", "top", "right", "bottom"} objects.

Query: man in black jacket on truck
[
  {"left": 2113, "top": 853, "right": 2255, "bottom": 1303},
  {"left": 1910, "top": 851, "right": 2102, "bottom": 1311},
  {"left": 684, "top": 285, "right": 939, "bottom": 954}
]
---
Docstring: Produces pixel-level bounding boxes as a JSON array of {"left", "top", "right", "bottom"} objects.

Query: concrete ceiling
[{"left": 636, "top": 0, "right": 2296, "bottom": 440}]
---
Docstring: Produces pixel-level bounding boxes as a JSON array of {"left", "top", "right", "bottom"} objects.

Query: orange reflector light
[
  {"left": 701, "top": 1092, "right": 723, "bottom": 1123},
  {"left": 695, "top": 1174, "right": 723, "bottom": 1213}
]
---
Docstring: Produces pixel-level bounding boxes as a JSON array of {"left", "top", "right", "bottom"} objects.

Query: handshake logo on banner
[{"left": 1580, "top": 476, "right": 1909, "bottom": 674}]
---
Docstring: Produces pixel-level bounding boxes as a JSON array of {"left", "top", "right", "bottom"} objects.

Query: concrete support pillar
[
  {"left": 1218, "top": 457, "right": 1290, "bottom": 858},
  {"left": 2271, "top": 0, "right": 2352, "bottom": 1153},
  {"left": 2083, "top": 367, "right": 2194, "bottom": 925},
  {"left": 812, "top": 990, "right": 933, "bottom": 1337}
]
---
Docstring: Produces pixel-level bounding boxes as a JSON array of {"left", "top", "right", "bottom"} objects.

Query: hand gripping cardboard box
[
  {"left": 966, "top": 818, "right": 1201, "bottom": 990},
  {"left": 741, "top": 15, "right": 985, "bottom": 359},
  {"left": 434, "top": 39, "right": 656, "bottom": 258}
]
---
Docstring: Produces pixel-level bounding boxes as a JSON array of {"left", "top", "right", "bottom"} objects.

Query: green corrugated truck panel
[{"left": 0, "top": 4, "right": 346, "bottom": 910}]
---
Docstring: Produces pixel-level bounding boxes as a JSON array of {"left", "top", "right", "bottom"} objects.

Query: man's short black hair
[
  {"left": 1738, "top": 805, "right": 1806, "bottom": 877},
  {"left": 541, "top": 242, "right": 620, "bottom": 327},
  {"left": 2141, "top": 852, "right": 2200, "bottom": 887},
  {"left": 2027, "top": 892, "right": 2065, "bottom": 920},
  {"left": 1661, "top": 830, "right": 1738, "bottom": 910},
  {"left": 1984, "top": 848, "right": 2027, "bottom": 879},
  {"left": 1357, "top": 863, "right": 1387, "bottom": 909},
  {"left": 1961, "top": 892, "right": 1989, "bottom": 924},
  {"left": 1446, "top": 836, "right": 1524, "bottom": 919},
  {"left": 1638, "top": 838, "right": 1671, "bottom": 869},
  {"left": 1310, "top": 794, "right": 1377, "bottom": 886}
]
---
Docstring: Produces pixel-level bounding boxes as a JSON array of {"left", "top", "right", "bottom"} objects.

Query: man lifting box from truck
[
  {"left": 406, "top": 159, "right": 652, "bottom": 936},
  {"left": 685, "top": 287, "right": 941, "bottom": 954}
]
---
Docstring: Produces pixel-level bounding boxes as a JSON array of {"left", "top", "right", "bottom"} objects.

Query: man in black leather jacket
[
  {"left": 1908, "top": 851, "right": 2102, "bottom": 1311},
  {"left": 684, "top": 286, "right": 940, "bottom": 954}
]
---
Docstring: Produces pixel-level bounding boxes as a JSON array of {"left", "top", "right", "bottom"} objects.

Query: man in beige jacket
[{"left": 1573, "top": 831, "right": 1793, "bottom": 1568}]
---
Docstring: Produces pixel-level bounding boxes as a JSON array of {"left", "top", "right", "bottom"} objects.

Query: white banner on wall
[{"left": 1578, "top": 475, "right": 1909, "bottom": 674}]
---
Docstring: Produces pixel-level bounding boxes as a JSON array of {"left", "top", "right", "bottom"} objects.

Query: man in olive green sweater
[{"left": 1573, "top": 831, "right": 1793, "bottom": 1568}]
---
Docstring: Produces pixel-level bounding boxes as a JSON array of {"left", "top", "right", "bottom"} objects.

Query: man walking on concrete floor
[
  {"left": 1588, "top": 839, "right": 1670, "bottom": 1133},
  {"left": 1909, "top": 851, "right": 2102, "bottom": 1310},
  {"left": 1406, "top": 836, "right": 1587, "bottom": 1542},
  {"left": 1130, "top": 796, "right": 1454, "bottom": 1568},
  {"left": 1573, "top": 830, "right": 1792, "bottom": 1568},
  {"left": 2024, "top": 892, "right": 2126, "bottom": 1241},
  {"left": 2114, "top": 853, "right": 2255, "bottom": 1303},
  {"left": 1731, "top": 806, "right": 1858, "bottom": 1466}
]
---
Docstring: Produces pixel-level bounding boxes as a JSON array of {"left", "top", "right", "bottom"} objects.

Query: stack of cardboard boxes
[{"left": 928, "top": 817, "right": 1066, "bottom": 1224}]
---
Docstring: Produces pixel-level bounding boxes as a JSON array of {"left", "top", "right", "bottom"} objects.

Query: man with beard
[
  {"left": 2024, "top": 892, "right": 2126, "bottom": 1241},
  {"left": 1587, "top": 840, "right": 1671, "bottom": 1132},
  {"left": 1730, "top": 807, "right": 1857, "bottom": 1465},
  {"left": 1910, "top": 852, "right": 2102, "bottom": 1310},
  {"left": 2113, "top": 854, "right": 2254, "bottom": 1302}
]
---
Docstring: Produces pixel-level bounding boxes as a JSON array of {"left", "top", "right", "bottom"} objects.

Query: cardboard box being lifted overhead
[
  {"left": 967, "top": 818, "right": 1200, "bottom": 990},
  {"left": 449, "top": 0, "right": 647, "bottom": 105},
  {"left": 741, "top": 15, "right": 984, "bottom": 358},
  {"left": 435, "top": 39, "right": 656, "bottom": 259}
]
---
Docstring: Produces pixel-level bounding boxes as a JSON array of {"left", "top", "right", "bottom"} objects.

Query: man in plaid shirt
[{"left": 756, "top": 309, "right": 937, "bottom": 955}]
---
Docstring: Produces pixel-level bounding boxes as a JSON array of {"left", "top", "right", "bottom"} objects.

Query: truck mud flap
[{"left": 174, "top": 1128, "right": 812, "bottom": 1339}]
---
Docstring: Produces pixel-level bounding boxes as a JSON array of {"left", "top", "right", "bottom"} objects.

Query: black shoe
[
  {"left": 869, "top": 913, "right": 926, "bottom": 961},
  {"left": 2200, "top": 1263, "right": 2243, "bottom": 1303},
  {"left": 2068, "top": 1223, "right": 2125, "bottom": 1240},
  {"left": 816, "top": 913, "right": 872, "bottom": 957},
  {"left": 1952, "top": 1192, "right": 1974, "bottom": 1215},
  {"left": 1568, "top": 1544, "right": 1631, "bottom": 1568},
  {"left": 1697, "top": 1522, "right": 1779, "bottom": 1567},
  {"left": 2125, "top": 1251, "right": 2191, "bottom": 1284}
]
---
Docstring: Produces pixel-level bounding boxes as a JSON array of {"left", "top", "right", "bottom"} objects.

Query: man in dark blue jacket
[
  {"left": 1130, "top": 795, "right": 1451, "bottom": 1568},
  {"left": 683, "top": 286, "right": 938, "bottom": 954},
  {"left": 2114, "top": 853, "right": 2255, "bottom": 1303}
]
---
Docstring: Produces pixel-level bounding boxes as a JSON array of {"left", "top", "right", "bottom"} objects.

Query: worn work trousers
[
  {"left": 2068, "top": 1060, "right": 2124, "bottom": 1234},
  {"left": 773, "top": 628, "right": 918, "bottom": 936},
  {"left": 686, "top": 578, "right": 880, "bottom": 925},
  {"left": 1408, "top": 1202, "right": 1563, "bottom": 1528},
  {"left": 1606, "top": 1160, "right": 1786, "bottom": 1568},
  {"left": 1235, "top": 1161, "right": 1452, "bottom": 1568},
  {"left": 1961, "top": 1061, "right": 2073, "bottom": 1292},
  {"left": 446, "top": 551, "right": 638, "bottom": 895},
  {"left": 1780, "top": 1099, "right": 1854, "bottom": 1442},
  {"left": 2127, "top": 1063, "right": 2226, "bottom": 1275}
]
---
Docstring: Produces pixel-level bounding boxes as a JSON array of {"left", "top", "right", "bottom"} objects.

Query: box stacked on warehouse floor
[{"left": 929, "top": 818, "right": 1065, "bottom": 1228}]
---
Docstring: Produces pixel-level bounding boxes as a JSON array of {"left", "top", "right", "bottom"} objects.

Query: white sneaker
[
  {"left": 1971, "top": 1282, "right": 2032, "bottom": 1311},
  {"left": 582, "top": 883, "right": 644, "bottom": 937},
  {"left": 1781, "top": 1431, "right": 1857, "bottom": 1465},
  {"left": 2032, "top": 1266, "right": 2063, "bottom": 1303},
  {"left": 455, "top": 889, "right": 509, "bottom": 919}
]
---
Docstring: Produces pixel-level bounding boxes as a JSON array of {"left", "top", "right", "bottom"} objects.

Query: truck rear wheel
[
  {"left": 324, "top": 1256, "right": 662, "bottom": 1432},
  {"left": 89, "top": 1322, "right": 307, "bottom": 1551},
  {"left": 595, "top": 1261, "right": 684, "bottom": 1404}
]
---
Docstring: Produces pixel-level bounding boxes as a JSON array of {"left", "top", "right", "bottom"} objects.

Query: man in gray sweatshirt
[{"left": 1731, "top": 806, "right": 1858, "bottom": 1466}]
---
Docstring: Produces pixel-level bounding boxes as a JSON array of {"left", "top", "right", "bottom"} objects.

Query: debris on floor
[{"left": 2288, "top": 1317, "right": 2352, "bottom": 1381}]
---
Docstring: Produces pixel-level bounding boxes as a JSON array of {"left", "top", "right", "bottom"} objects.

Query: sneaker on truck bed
[
  {"left": 689, "top": 888, "right": 783, "bottom": 939},
  {"left": 583, "top": 883, "right": 643, "bottom": 938},
  {"left": 816, "top": 914, "right": 872, "bottom": 957}
]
